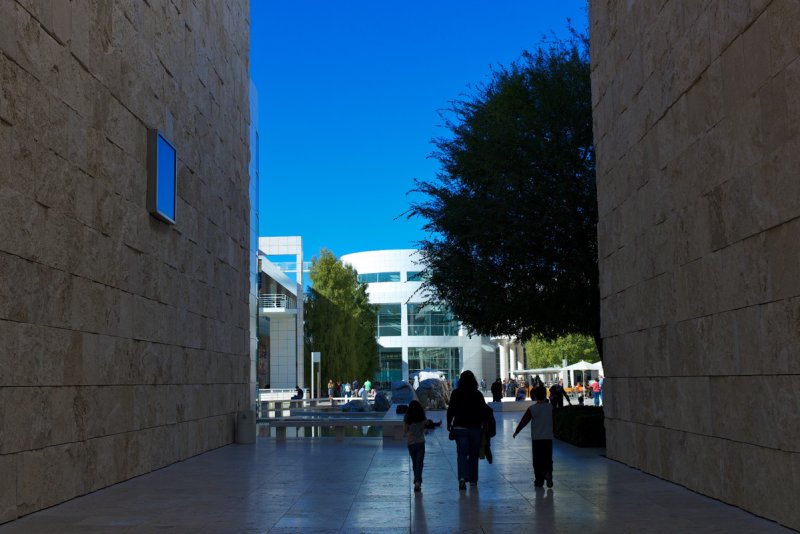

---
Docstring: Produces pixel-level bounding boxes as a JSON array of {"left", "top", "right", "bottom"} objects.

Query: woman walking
[
  {"left": 404, "top": 400, "right": 427, "bottom": 492},
  {"left": 446, "top": 370, "right": 488, "bottom": 490}
]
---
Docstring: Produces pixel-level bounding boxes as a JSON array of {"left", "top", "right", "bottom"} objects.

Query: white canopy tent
[
  {"left": 514, "top": 360, "right": 603, "bottom": 389},
  {"left": 562, "top": 360, "right": 604, "bottom": 388}
]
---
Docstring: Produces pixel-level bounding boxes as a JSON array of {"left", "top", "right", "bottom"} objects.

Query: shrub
[{"left": 554, "top": 406, "right": 605, "bottom": 447}]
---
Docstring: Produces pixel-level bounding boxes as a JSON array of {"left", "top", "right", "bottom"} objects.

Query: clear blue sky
[{"left": 250, "top": 1, "right": 588, "bottom": 263}]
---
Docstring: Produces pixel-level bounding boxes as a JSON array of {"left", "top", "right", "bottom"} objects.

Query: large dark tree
[
  {"left": 304, "top": 249, "right": 379, "bottom": 386},
  {"left": 408, "top": 34, "right": 600, "bottom": 356}
]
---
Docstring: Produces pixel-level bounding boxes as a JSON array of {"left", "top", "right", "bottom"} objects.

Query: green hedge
[{"left": 554, "top": 406, "right": 605, "bottom": 447}]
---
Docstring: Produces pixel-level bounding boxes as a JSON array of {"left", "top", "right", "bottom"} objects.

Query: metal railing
[{"left": 258, "top": 294, "right": 296, "bottom": 309}]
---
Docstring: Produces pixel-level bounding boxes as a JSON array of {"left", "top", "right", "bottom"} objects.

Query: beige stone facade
[
  {"left": 0, "top": 0, "right": 251, "bottom": 522},
  {"left": 591, "top": 1, "right": 800, "bottom": 529}
]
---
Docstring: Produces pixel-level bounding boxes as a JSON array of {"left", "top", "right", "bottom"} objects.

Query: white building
[
  {"left": 257, "top": 236, "right": 305, "bottom": 389},
  {"left": 340, "top": 249, "right": 498, "bottom": 386}
]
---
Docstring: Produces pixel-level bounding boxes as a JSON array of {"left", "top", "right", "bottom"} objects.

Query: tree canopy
[
  {"left": 407, "top": 33, "right": 600, "bottom": 355},
  {"left": 525, "top": 333, "right": 599, "bottom": 369},
  {"left": 304, "top": 249, "right": 378, "bottom": 385}
]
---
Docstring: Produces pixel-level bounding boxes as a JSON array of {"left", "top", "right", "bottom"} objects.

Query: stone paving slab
[{"left": 0, "top": 411, "right": 792, "bottom": 533}]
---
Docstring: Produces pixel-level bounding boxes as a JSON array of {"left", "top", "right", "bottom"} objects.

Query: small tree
[
  {"left": 525, "top": 333, "right": 599, "bottom": 369},
  {"left": 304, "top": 249, "right": 378, "bottom": 384},
  {"left": 407, "top": 31, "right": 600, "bottom": 355}
]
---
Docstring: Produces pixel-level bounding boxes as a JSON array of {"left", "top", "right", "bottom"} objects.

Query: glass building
[{"left": 340, "top": 249, "right": 497, "bottom": 388}]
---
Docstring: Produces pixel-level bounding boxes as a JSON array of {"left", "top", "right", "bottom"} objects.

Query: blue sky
[{"left": 250, "top": 1, "right": 588, "bottom": 264}]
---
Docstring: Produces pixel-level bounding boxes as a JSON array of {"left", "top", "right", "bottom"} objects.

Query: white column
[
  {"left": 515, "top": 342, "right": 524, "bottom": 372},
  {"left": 499, "top": 343, "right": 508, "bottom": 380}
]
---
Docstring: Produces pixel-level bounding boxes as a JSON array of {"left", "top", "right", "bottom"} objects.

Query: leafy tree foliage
[
  {"left": 304, "top": 249, "right": 378, "bottom": 385},
  {"left": 408, "top": 33, "right": 600, "bottom": 355},
  {"left": 525, "top": 333, "right": 599, "bottom": 369}
]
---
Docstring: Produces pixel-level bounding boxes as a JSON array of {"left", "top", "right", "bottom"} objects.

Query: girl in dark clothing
[
  {"left": 404, "top": 400, "right": 427, "bottom": 492},
  {"left": 446, "top": 370, "right": 488, "bottom": 489}
]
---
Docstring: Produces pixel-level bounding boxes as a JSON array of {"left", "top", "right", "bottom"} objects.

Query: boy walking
[{"left": 512, "top": 386, "right": 554, "bottom": 487}]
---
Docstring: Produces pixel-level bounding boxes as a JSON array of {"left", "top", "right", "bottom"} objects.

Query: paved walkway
[{"left": 0, "top": 411, "right": 791, "bottom": 533}]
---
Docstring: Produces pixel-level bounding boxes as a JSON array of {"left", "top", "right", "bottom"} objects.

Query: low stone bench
[
  {"left": 488, "top": 400, "right": 533, "bottom": 412},
  {"left": 258, "top": 398, "right": 327, "bottom": 418},
  {"left": 267, "top": 417, "right": 405, "bottom": 442}
]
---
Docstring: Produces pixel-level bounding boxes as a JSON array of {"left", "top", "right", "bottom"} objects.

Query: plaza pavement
[{"left": 0, "top": 409, "right": 791, "bottom": 533}]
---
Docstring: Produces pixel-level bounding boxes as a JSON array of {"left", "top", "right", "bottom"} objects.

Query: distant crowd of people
[
  {"left": 486, "top": 375, "right": 603, "bottom": 407},
  {"left": 289, "top": 379, "right": 377, "bottom": 401}
]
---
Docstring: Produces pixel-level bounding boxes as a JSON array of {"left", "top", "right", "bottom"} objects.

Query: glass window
[
  {"left": 357, "top": 273, "right": 378, "bottom": 283},
  {"left": 375, "top": 348, "right": 403, "bottom": 386},
  {"left": 408, "top": 347, "right": 461, "bottom": 382},
  {"left": 407, "top": 303, "right": 459, "bottom": 336},
  {"left": 407, "top": 271, "right": 424, "bottom": 282},
  {"left": 377, "top": 272, "right": 400, "bottom": 282},
  {"left": 148, "top": 129, "right": 177, "bottom": 224},
  {"left": 376, "top": 304, "right": 401, "bottom": 337},
  {"left": 357, "top": 272, "right": 400, "bottom": 283}
]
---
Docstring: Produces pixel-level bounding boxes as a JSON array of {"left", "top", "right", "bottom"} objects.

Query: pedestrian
[
  {"left": 490, "top": 378, "right": 503, "bottom": 402},
  {"left": 404, "top": 400, "right": 427, "bottom": 492},
  {"left": 512, "top": 385, "right": 554, "bottom": 488},
  {"left": 344, "top": 382, "right": 352, "bottom": 398},
  {"left": 598, "top": 375, "right": 604, "bottom": 406},
  {"left": 591, "top": 379, "right": 601, "bottom": 406},
  {"left": 549, "top": 380, "right": 571, "bottom": 409},
  {"left": 327, "top": 379, "right": 334, "bottom": 399},
  {"left": 480, "top": 378, "right": 487, "bottom": 393},
  {"left": 446, "top": 370, "right": 488, "bottom": 490},
  {"left": 291, "top": 386, "right": 303, "bottom": 400}
]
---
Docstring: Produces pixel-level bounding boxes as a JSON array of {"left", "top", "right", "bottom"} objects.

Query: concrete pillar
[
  {"left": 515, "top": 343, "right": 524, "bottom": 371},
  {"left": 499, "top": 343, "right": 508, "bottom": 379}
]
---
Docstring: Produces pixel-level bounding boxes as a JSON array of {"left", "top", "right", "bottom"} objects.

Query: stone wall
[
  {"left": 0, "top": 0, "right": 250, "bottom": 522},
  {"left": 591, "top": 1, "right": 800, "bottom": 529}
]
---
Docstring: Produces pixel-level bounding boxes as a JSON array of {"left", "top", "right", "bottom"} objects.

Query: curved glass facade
[
  {"left": 407, "top": 303, "right": 458, "bottom": 336},
  {"left": 377, "top": 303, "right": 401, "bottom": 336},
  {"left": 357, "top": 272, "right": 400, "bottom": 283},
  {"left": 408, "top": 347, "right": 461, "bottom": 381}
]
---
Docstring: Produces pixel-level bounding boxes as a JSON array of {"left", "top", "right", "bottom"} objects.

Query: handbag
[{"left": 448, "top": 428, "right": 456, "bottom": 440}]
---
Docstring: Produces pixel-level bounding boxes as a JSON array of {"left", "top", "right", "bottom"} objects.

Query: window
[
  {"left": 408, "top": 347, "right": 461, "bottom": 381},
  {"left": 147, "top": 129, "right": 177, "bottom": 224},
  {"left": 357, "top": 272, "right": 400, "bottom": 284},
  {"left": 376, "top": 304, "right": 401, "bottom": 336},
  {"left": 407, "top": 271, "right": 425, "bottom": 282},
  {"left": 407, "top": 303, "right": 459, "bottom": 336},
  {"left": 376, "top": 348, "right": 403, "bottom": 385}
]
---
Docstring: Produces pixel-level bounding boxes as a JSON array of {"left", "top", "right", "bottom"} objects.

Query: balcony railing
[{"left": 259, "top": 294, "right": 296, "bottom": 309}]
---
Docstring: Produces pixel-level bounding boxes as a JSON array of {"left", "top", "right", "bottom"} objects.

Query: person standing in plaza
[
  {"left": 512, "top": 385, "right": 554, "bottom": 488},
  {"left": 591, "top": 379, "right": 601, "bottom": 406},
  {"left": 404, "top": 400, "right": 427, "bottom": 492},
  {"left": 549, "top": 380, "right": 571, "bottom": 409},
  {"left": 491, "top": 378, "right": 503, "bottom": 402},
  {"left": 446, "top": 370, "right": 487, "bottom": 490}
]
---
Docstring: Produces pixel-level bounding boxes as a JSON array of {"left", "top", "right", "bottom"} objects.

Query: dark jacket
[{"left": 447, "top": 387, "right": 487, "bottom": 429}]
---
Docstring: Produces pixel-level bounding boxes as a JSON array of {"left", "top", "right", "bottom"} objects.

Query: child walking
[
  {"left": 512, "top": 385, "right": 554, "bottom": 487},
  {"left": 404, "top": 400, "right": 427, "bottom": 492}
]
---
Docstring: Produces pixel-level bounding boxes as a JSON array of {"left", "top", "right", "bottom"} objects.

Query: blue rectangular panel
[{"left": 156, "top": 134, "right": 176, "bottom": 222}]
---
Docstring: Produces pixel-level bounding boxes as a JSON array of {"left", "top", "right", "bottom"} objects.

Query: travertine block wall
[
  {"left": 591, "top": 1, "right": 800, "bottom": 529},
  {"left": 0, "top": 0, "right": 250, "bottom": 523}
]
